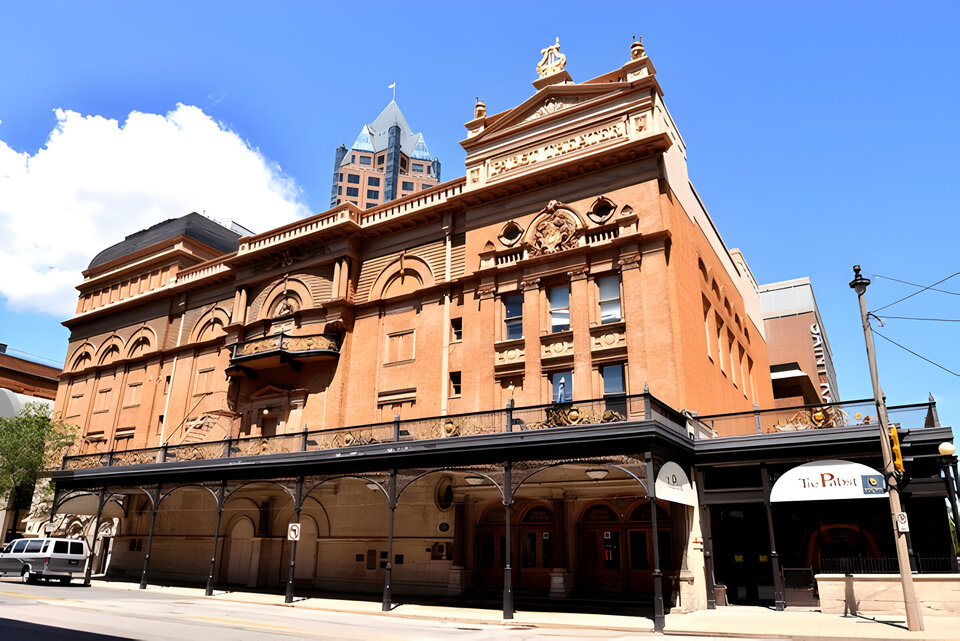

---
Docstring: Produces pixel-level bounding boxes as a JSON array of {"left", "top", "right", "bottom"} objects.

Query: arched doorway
[
  {"left": 225, "top": 517, "right": 255, "bottom": 586},
  {"left": 625, "top": 501, "right": 672, "bottom": 593},
  {"left": 476, "top": 505, "right": 507, "bottom": 589},
  {"left": 577, "top": 500, "right": 673, "bottom": 594},
  {"left": 476, "top": 503, "right": 557, "bottom": 591},
  {"left": 518, "top": 505, "right": 555, "bottom": 590}
]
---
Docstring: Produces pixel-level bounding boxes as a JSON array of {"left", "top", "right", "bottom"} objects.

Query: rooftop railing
[
  {"left": 60, "top": 393, "right": 685, "bottom": 471},
  {"left": 694, "top": 398, "right": 941, "bottom": 437}
]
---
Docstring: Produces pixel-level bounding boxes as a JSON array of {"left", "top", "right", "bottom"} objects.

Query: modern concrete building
[
  {"left": 759, "top": 278, "right": 839, "bottom": 406},
  {"left": 330, "top": 100, "right": 441, "bottom": 209},
  {"left": 40, "top": 39, "right": 956, "bottom": 625}
]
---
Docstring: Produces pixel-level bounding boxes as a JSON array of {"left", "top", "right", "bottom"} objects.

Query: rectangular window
[
  {"left": 358, "top": 155, "right": 372, "bottom": 165},
  {"left": 426, "top": 165, "right": 432, "bottom": 175},
  {"left": 504, "top": 294, "right": 523, "bottom": 340},
  {"left": 703, "top": 297, "right": 713, "bottom": 361},
  {"left": 386, "top": 330, "right": 415, "bottom": 364},
  {"left": 421, "top": 184, "right": 431, "bottom": 190},
  {"left": 597, "top": 275, "right": 622, "bottom": 323},
  {"left": 338, "top": 172, "right": 343, "bottom": 182},
  {"left": 346, "top": 187, "right": 359, "bottom": 197},
  {"left": 367, "top": 176, "right": 380, "bottom": 186},
  {"left": 123, "top": 382, "right": 142, "bottom": 408},
  {"left": 449, "top": 371, "right": 462, "bottom": 397},
  {"left": 401, "top": 180, "right": 414, "bottom": 191},
  {"left": 715, "top": 314, "right": 725, "bottom": 374},
  {"left": 549, "top": 284, "right": 570, "bottom": 332},
  {"left": 727, "top": 331, "right": 737, "bottom": 386},
  {"left": 347, "top": 174, "right": 360, "bottom": 184},
  {"left": 366, "top": 189, "right": 379, "bottom": 200},
  {"left": 377, "top": 155, "right": 384, "bottom": 165},
  {"left": 94, "top": 387, "right": 113, "bottom": 413},
  {"left": 412, "top": 163, "right": 424, "bottom": 172},
  {"left": 451, "top": 317, "right": 463, "bottom": 342},
  {"left": 195, "top": 368, "right": 214, "bottom": 395},
  {"left": 400, "top": 158, "right": 407, "bottom": 170},
  {"left": 550, "top": 370, "right": 573, "bottom": 403},
  {"left": 337, "top": 186, "right": 342, "bottom": 195},
  {"left": 601, "top": 363, "right": 626, "bottom": 396}
]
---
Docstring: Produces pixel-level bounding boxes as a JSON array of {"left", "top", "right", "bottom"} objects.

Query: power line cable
[
  {"left": 871, "top": 273, "right": 960, "bottom": 296},
  {"left": 2, "top": 347, "right": 62, "bottom": 366},
  {"left": 871, "top": 328, "right": 960, "bottom": 377},
  {"left": 871, "top": 270, "right": 960, "bottom": 313},
  {"left": 876, "top": 315, "right": 960, "bottom": 323}
]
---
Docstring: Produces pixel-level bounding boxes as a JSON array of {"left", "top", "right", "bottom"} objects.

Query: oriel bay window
[
  {"left": 548, "top": 284, "right": 570, "bottom": 332},
  {"left": 597, "top": 274, "right": 622, "bottom": 323},
  {"left": 504, "top": 294, "right": 523, "bottom": 340}
]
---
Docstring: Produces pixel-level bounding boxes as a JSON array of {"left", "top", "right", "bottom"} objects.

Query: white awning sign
[
  {"left": 770, "top": 459, "right": 887, "bottom": 503},
  {"left": 655, "top": 461, "right": 696, "bottom": 506}
]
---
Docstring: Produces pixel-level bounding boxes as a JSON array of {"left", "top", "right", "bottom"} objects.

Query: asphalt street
[{"left": 0, "top": 579, "right": 673, "bottom": 641}]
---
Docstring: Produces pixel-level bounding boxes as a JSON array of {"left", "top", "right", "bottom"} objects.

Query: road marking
[
  {"left": 184, "top": 614, "right": 394, "bottom": 639},
  {"left": 0, "top": 590, "right": 69, "bottom": 602}
]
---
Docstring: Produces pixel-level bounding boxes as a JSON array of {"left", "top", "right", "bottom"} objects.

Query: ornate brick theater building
[{"left": 43, "top": 39, "right": 956, "bottom": 626}]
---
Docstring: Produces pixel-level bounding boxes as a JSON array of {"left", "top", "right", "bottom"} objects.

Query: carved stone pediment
[{"left": 522, "top": 95, "right": 582, "bottom": 124}]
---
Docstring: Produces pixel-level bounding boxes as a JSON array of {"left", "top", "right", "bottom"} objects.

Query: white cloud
[{"left": 0, "top": 104, "right": 309, "bottom": 317}]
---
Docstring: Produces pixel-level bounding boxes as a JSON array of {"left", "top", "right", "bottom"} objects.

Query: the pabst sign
[{"left": 770, "top": 459, "right": 887, "bottom": 503}]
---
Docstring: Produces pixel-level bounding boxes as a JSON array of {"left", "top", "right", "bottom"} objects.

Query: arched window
[{"left": 581, "top": 504, "right": 619, "bottom": 522}]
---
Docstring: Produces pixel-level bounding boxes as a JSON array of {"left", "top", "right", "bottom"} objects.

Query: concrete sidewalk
[{"left": 90, "top": 580, "right": 960, "bottom": 640}]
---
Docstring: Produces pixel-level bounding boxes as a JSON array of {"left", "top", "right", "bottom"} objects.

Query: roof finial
[
  {"left": 631, "top": 35, "right": 645, "bottom": 60},
  {"left": 474, "top": 97, "right": 486, "bottom": 120},
  {"left": 536, "top": 37, "right": 567, "bottom": 78}
]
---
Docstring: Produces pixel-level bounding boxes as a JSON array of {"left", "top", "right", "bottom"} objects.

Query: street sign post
[{"left": 287, "top": 522, "right": 301, "bottom": 541}]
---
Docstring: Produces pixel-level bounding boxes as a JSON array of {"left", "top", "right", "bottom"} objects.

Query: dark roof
[{"left": 88, "top": 212, "right": 241, "bottom": 271}]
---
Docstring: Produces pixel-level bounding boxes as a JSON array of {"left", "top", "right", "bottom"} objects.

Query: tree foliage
[{"left": 0, "top": 402, "right": 76, "bottom": 505}]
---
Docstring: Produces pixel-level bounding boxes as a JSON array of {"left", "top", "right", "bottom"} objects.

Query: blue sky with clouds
[{"left": 1, "top": 1, "right": 957, "bottom": 430}]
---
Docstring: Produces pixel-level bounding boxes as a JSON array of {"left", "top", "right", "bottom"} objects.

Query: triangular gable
[
  {"left": 250, "top": 385, "right": 290, "bottom": 399},
  {"left": 472, "top": 82, "right": 625, "bottom": 142}
]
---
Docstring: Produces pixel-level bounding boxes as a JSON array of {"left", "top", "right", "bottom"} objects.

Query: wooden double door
[
  {"left": 477, "top": 504, "right": 556, "bottom": 590},
  {"left": 577, "top": 501, "right": 673, "bottom": 594}
]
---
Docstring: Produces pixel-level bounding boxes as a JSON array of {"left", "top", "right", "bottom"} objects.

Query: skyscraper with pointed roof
[{"left": 330, "top": 100, "right": 441, "bottom": 208}]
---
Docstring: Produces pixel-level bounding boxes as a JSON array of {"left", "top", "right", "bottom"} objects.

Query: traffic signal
[{"left": 890, "top": 425, "right": 905, "bottom": 472}]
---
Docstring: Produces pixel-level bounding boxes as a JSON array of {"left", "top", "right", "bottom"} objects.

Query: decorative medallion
[
  {"left": 529, "top": 200, "right": 579, "bottom": 256},
  {"left": 523, "top": 96, "right": 581, "bottom": 123},
  {"left": 536, "top": 37, "right": 567, "bottom": 78}
]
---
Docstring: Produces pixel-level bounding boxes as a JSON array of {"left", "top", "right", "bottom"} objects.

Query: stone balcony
[{"left": 228, "top": 331, "right": 340, "bottom": 375}]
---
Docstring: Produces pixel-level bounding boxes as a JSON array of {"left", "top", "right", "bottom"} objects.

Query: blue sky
[{"left": 1, "top": 1, "right": 957, "bottom": 431}]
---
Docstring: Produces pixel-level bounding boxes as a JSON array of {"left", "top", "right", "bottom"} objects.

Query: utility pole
[{"left": 849, "top": 265, "right": 924, "bottom": 631}]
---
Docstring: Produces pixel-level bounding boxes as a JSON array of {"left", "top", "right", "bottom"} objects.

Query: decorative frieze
[
  {"left": 495, "top": 339, "right": 525, "bottom": 371},
  {"left": 540, "top": 331, "right": 574, "bottom": 360},
  {"left": 590, "top": 322, "right": 627, "bottom": 353}
]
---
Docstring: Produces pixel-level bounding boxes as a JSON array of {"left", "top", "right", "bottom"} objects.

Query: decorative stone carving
[
  {"left": 495, "top": 340, "right": 525, "bottom": 368},
  {"left": 591, "top": 323, "right": 627, "bottom": 351},
  {"left": 523, "top": 96, "right": 581, "bottom": 123},
  {"left": 282, "top": 334, "right": 338, "bottom": 352},
  {"left": 529, "top": 201, "right": 579, "bottom": 256},
  {"left": 273, "top": 296, "right": 299, "bottom": 317},
  {"left": 541, "top": 333, "right": 574, "bottom": 360},
  {"left": 536, "top": 37, "right": 567, "bottom": 78}
]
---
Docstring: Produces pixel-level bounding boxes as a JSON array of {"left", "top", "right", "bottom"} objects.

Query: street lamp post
[
  {"left": 849, "top": 265, "right": 924, "bottom": 631},
  {"left": 938, "top": 442, "right": 960, "bottom": 572}
]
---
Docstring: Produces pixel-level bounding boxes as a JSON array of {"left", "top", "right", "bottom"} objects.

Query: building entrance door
[
  {"left": 577, "top": 503, "right": 625, "bottom": 592},
  {"left": 476, "top": 506, "right": 508, "bottom": 589},
  {"left": 518, "top": 505, "right": 554, "bottom": 590},
  {"left": 625, "top": 502, "right": 672, "bottom": 593}
]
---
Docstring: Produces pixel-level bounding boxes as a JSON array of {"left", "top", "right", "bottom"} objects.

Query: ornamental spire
[{"left": 536, "top": 37, "right": 567, "bottom": 79}]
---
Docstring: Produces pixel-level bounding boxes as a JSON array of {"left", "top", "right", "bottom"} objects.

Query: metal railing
[
  {"left": 694, "top": 398, "right": 940, "bottom": 437},
  {"left": 60, "top": 392, "right": 686, "bottom": 471},
  {"left": 820, "top": 556, "right": 954, "bottom": 574},
  {"left": 230, "top": 331, "right": 341, "bottom": 362}
]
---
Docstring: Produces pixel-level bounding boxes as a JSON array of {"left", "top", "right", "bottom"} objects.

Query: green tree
[{"left": 0, "top": 402, "right": 76, "bottom": 534}]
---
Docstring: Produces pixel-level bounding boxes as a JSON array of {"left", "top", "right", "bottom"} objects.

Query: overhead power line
[
  {"left": 2, "top": 347, "right": 62, "bottom": 366},
  {"left": 871, "top": 328, "right": 960, "bottom": 377},
  {"left": 871, "top": 273, "right": 960, "bottom": 296},
  {"left": 876, "top": 315, "right": 960, "bottom": 323},
  {"left": 872, "top": 270, "right": 960, "bottom": 313}
]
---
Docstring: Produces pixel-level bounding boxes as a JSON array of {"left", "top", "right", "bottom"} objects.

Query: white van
[{"left": 0, "top": 538, "right": 89, "bottom": 584}]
